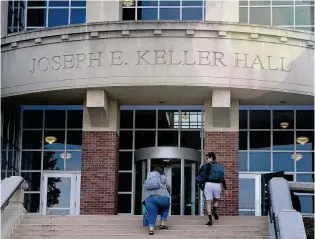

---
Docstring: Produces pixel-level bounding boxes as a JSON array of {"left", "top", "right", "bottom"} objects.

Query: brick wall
[
  {"left": 204, "top": 132, "right": 239, "bottom": 216},
  {"left": 80, "top": 131, "right": 119, "bottom": 215}
]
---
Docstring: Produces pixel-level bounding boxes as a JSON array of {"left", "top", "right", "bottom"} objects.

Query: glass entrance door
[
  {"left": 135, "top": 158, "right": 199, "bottom": 215},
  {"left": 41, "top": 173, "right": 80, "bottom": 216},
  {"left": 239, "top": 174, "right": 261, "bottom": 216}
]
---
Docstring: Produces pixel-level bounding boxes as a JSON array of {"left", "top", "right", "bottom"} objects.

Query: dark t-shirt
[{"left": 196, "top": 163, "right": 227, "bottom": 190}]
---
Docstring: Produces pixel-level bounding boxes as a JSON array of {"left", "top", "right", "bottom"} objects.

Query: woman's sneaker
[{"left": 213, "top": 207, "right": 219, "bottom": 220}]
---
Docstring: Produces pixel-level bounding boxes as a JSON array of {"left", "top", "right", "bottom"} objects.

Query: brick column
[
  {"left": 204, "top": 132, "right": 239, "bottom": 216},
  {"left": 80, "top": 131, "right": 119, "bottom": 214}
]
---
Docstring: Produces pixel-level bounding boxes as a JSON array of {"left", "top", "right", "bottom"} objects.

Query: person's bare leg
[
  {"left": 206, "top": 200, "right": 213, "bottom": 226},
  {"left": 213, "top": 198, "right": 219, "bottom": 220}
]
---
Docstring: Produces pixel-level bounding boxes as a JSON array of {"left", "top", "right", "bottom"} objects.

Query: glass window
[
  {"left": 158, "top": 110, "right": 179, "bottom": 129},
  {"left": 240, "top": 0, "right": 248, "bottom": 6},
  {"left": 158, "top": 131, "right": 178, "bottom": 147},
  {"left": 48, "top": 9, "right": 69, "bottom": 27},
  {"left": 22, "top": 131, "right": 42, "bottom": 149},
  {"left": 65, "top": 151, "right": 81, "bottom": 170},
  {"left": 21, "top": 172, "right": 41, "bottom": 191},
  {"left": 296, "top": 110, "right": 314, "bottom": 129},
  {"left": 43, "top": 151, "right": 65, "bottom": 170},
  {"left": 295, "top": 6, "right": 315, "bottom": 25},
  {"left": 273, "top": 131, "right": 294, "bottom": 150},
  {"left": 49, "top": 1, "right": 69, "bottom": 7},
  {"left": 66, "top": 131, "right": 82, "bottom": 149},
  {"left": 120, "top": 110, "right": 133, "bottom": 129},
  {"left": 250, "top": 131, "right": 271, "bottom": 150},
  {"left": 138, "top": 0, "right": 158, "bottom": 6},
  {"left": 296, "top": 152, "right": 314, "bottom": 172},
  {"left": 296, "top": 174, "right": 314, "bottom": 182},
  {"left": 249, "top": 7, "right": 271, "bottom": 25},
  {"left": 273, "top": 110, "right": 294, "bottom": 129},
  {"left": 272, "top": 1, "right": 294, "bottom": 5},
  {"left": 24, "top": 193, "right": 40, "bottom": 213},
  {"left": 44, "top": 131, "right": 65, "bottom": 150},
  {"left": 119, "top": 131, "right": 133, "bottom": 149},
  {"left": 71, "top": 0, "right": 86, "bottom": 7},
  {"left": 180, "top": 111, "right": 202, "bottom": 129},
  {"left": 70, "top": 8, "right": 86, "bottom": 24},
  {"left": 27, "top": 8, "right": 46, "bottom": 27},
  {"left": 123, "top": 8, "right": 136, "bottom": 20},
  {"left": 160, "top": 8, "right": 180, "bottom": 20},
  {"left": 296, "top": 131, "right": 314, "bottom": 151},
  {"left": 182, "top": 8, "right": 203, "bottom": 20},
  {"left": 273, "top": 152, "right": 294, "bottom": 172},
  {"left": 45, "top": 110, "right": 66, "bottom": 129},
  {"left": 118, "top": 173, "right": 132, "bottom": 191},
  {"left": 239, "top": 151, "right": 248, "bottom": 171},
  {"left": 118, "top": 194, "right": 131, "bottom": 213},
  {"left": 239, "top": 131, "right": 248, "bottom": 150},
  {"left": 138, "top": 8, "right": 158, "bottom": 20},
  {"left": 298, "top": 194, "right": 314, "bottom": 214},
  {"left": 160, "top": 1, "right": 180, "bottom": 6},
  {"left": 249, "top": 152, "right": 271, "bottom": 171},
  {"left": 135, "top": 110, "right": 156, "bottom": 129},
  {"left": 272, "top": 7, "right": 294, "bottom": 25},
  {"left": 119, "top": 151, "right": 133, "bottom": 171},
  {"left": 23, "top": 110, "right": 43, "bottom": 129},
  {"left": 250, "top": 110, "right": 271, "bottom": 129},
  {"left": 67, "top": 110, "right": 83, "bottom": 129},
  {"left": 28, "top": 1, "right": 47, "bottom": 7},
  {"left": 180, "top": 131, "right": 201, "bottom": 150},
  {"left": 135, "top": 131, "right": 155, "bottom": 149},
  {"left": 21, "top": 151, "right": 42, "bottom": 170},
  {"left": 239, "top": 110, "right": 248, "bottom": 129},
  {"left": 249, "top": 0, "right": 271, "bottom": 6}
]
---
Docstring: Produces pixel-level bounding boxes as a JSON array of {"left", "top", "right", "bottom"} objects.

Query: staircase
[{"left": 10, "top": 215, "right": 270, "bottom": 239}]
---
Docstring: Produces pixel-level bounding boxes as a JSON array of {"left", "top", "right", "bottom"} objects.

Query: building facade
[{"left": 1, "top": 0, "right": 314, "bottom": 217}]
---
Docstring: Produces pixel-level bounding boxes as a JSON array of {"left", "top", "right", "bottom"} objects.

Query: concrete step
[
  {"left": 17, "top": 224, "right": 269, "bottom": 231},
  {"left": 10, "top": 236, "right": 270, "bottom": 239},
  {"left": 12, "top": 228, "right": 269, "bottom": 236},
  {"left": 20, "top": 218, "right": 268, "bottom": 226}
]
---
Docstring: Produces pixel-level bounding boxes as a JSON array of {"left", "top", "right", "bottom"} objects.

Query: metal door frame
[
  {"left": 239, "top": 173, "right": 262, "bottom": 216},
  {"left": 41, "top": 172, "right": 81, "bottom": 216}
]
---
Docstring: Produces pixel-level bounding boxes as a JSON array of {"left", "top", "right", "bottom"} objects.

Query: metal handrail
[{"left": 1, "top": 177, "right": 26, "bottom": 211}]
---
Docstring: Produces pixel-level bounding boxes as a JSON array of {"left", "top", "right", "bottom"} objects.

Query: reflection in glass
[
  {"left": 21, "top": 172, "right": 41, "bottom": 191},
  {"left": 119, "top": 173, "right": 132, "bottom": 192},
  {"left": 158, "top": 131, "right": 178, "bottom": 147},
  {"left": 239, "top": 152, "right": 248, "bottom": 171},
  {"left": 180, "top": 111, "right": 203, "bottom": 129},
  {"left": 118, "top": 194, "right": 132, "bottom": 213},
  {"left": 250, "top": 131, "right": 271, "bottom": 150},
  {"left": 120, "top": 110, "right": 133, "bottom": 129},
  {"left": 43, "top": 151, "right": 64, "bottom": 170},
  {"left": 158, "top": 110, "right": 179, "bottom": 129},
  {"left": 135, "top": 131, "right": 155, "bottom": 149},
  {"left": 119, "top": 131, "right": 133, "bottom": 149},
  {"left": 48, "top": 9, "right": 69, "bottom": 27},
  {"left": 296, "top": 152, "right": 314, "bottom": 172},
  {"left": 46, "top": 177, "right": 71, "bottom": 208},
  {"left": 44, "top": 131, "right": 65, "bottom": 150},
  {"left": 296, "top": 110, "right": 314, "bottom": 129},
  {"left": 65, "top": 151, "right": 81, "bottom": 171},
  {"left": 27, "top": 9, "right": 46, "bottom": 27},
  {"left": 160, "top": 8, "right": 180, "bottom": 20},
  {"left": 135, "top": 110, "right": 156, "bottom": 129},
  {"left": 138, "top": 8, "right": 158, "bottom": 20},
  {"left": 23, "top": 110, "right": 43, "bottom": 128},
  {"left": 67, "top": 131, "right": 82, "bottom": 149},
  {"left": 239, "top": 131, "right": 247, "bottom": 150},
  {"left": 273, "top": 131, "right": 294, "bottom": 150},
  {"left": 180, "top": 131, "right": 201, "bottom": 150},
  {"left": 24, "top": 193, "right": 40, "bottom": 213},
  {"left": 182, "top": 8, "right": 203, "bottom": 20},
  {"left": 272, "top": 7, "right": 294, "bottom": 25},
  {"left": 296, "top": 131, "right": 314, "bottom": 150},
  {"left": 70, "top": 9, "right": 86, "bottom": 24},
  {"left": 67, "top": 110, "right": 83, "bottom": 128},
  {"left": 273, "top": 152, "right": 294, "bottom": 172},
  {"left": 249, "top": 152, "right": 271, "bottom": 171},
  {"left": 298, "top": 195, "right": 314, "bottom": 214},
  {"left": 273, "top": 110, "right": 294, "bottom": 129},
  {"left": 249, "top": 7, "right": 271, "bottom": 25},
  {"left": 22, "top": 131, "right": 42, "bottom": 149},
  {"left": 239, "top": 110, "right": 248, "bottom": 129},
  {"left": 250, "top": 110, "right": 271, "bottom": 129},
  {"left": 295, "top": 6, "right": 314, "bottom": 25},
  {"left": 21, "top": 151, "right": 42, "bottom": 170},
  {"left": 239, "top": 178, "right": 255, "bottom": 210},
  {"left": 296, "top": 174, "right": 314, "bottom": 182}
]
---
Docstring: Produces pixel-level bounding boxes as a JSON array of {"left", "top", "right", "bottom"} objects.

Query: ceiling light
[
  {"left": 296, "top": 136, "right": 309, "bottom": 145},
  {"left": 163, "top": 159, "right": 170, "bottom": 162},
  {"left": 60, "top": 153, "right": 72, "bottom": 160},
  {"left": 45, "top": 136, "right": 57, "bottom": 144},
  {"left": 123, "top": 0, "right": 134, "bottom": 7},
  {"left": 291, "top": 153, "right": 303, "bottom": 161},
  {"left": 280, "top": 122, "right": 289, "bottom": 129},
  {"left": 182, "top": 112, "right": 189, "bottom": 120}
]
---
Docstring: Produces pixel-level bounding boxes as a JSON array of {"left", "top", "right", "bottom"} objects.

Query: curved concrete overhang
[
  {"left": 1, "top": 21, "right": 314, "bottom": 102},
  {"left": 134, "top": 146, "right": 201, "bottom": 162}
]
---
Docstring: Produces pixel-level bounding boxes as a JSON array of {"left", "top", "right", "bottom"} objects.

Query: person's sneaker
[
  {"left": 206, "top": 215, "right": 212, "bottom": 226},
  {"left": 213, "top": 207, "right": 219, "bottom": 220}
]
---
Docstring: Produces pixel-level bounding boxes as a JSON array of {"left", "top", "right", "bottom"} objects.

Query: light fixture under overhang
[
  {"left": 45, "top": 136, "right": 57, "bottom": 144},
  {"left": 291, "top": 153, "right": 303, "bottom": 161},
  {"left": 123, "top": 0, "right": 134, "bottom": 7},
  {"left": 182, "top": 112, "right": 189, "bottom": 120},
  {"left": 60, "top": 153, "right": 72, "bottom": 160},
  {"left": 163, "top": 159, "right": 170, "bottom": 162},
  {"left": 296, "top": 136, "right": 309, "bottom": 145},
  {"left": 280, "top": 122, "right": 289, "bottom": 129}
]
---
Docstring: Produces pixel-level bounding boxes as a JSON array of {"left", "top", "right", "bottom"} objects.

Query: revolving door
[{"left": 134, "top": 147, "right": 201, "bottom": 215}]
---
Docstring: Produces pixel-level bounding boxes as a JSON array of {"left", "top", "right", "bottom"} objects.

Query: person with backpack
[
  {"left": 196, "top": 152, "right": 228, "bottom": 226},
  {"left": 142, "top": 167, "right": 171, "bottom": 235}
]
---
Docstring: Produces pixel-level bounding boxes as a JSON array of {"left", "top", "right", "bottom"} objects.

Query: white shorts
[{"left": 203, "top": 182, "right": 222, "bottom": 201}]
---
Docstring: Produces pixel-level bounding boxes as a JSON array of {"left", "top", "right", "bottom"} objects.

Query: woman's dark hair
[
  {"left": 206, "top": 152, "right": 216, "bottom": 161},
  {"left": 153, "top": 167, "right": 163, "bottom": 174}
]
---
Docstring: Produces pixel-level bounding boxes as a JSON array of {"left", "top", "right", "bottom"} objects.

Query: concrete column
[
  {"left": 80, "top": 90, "right": 120, "bottom": 215},
  {"left": 1, "top": 0, "right": 8, "bottom": 37},
  {"left": 203, "top": 95, "right": 239, "bottom": 216},
  {"left": 205, "top": 0, "right": 239, "bottom": 22},
  {"left": 87, "top": 0, "right": 122, "bottom": 22}
]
